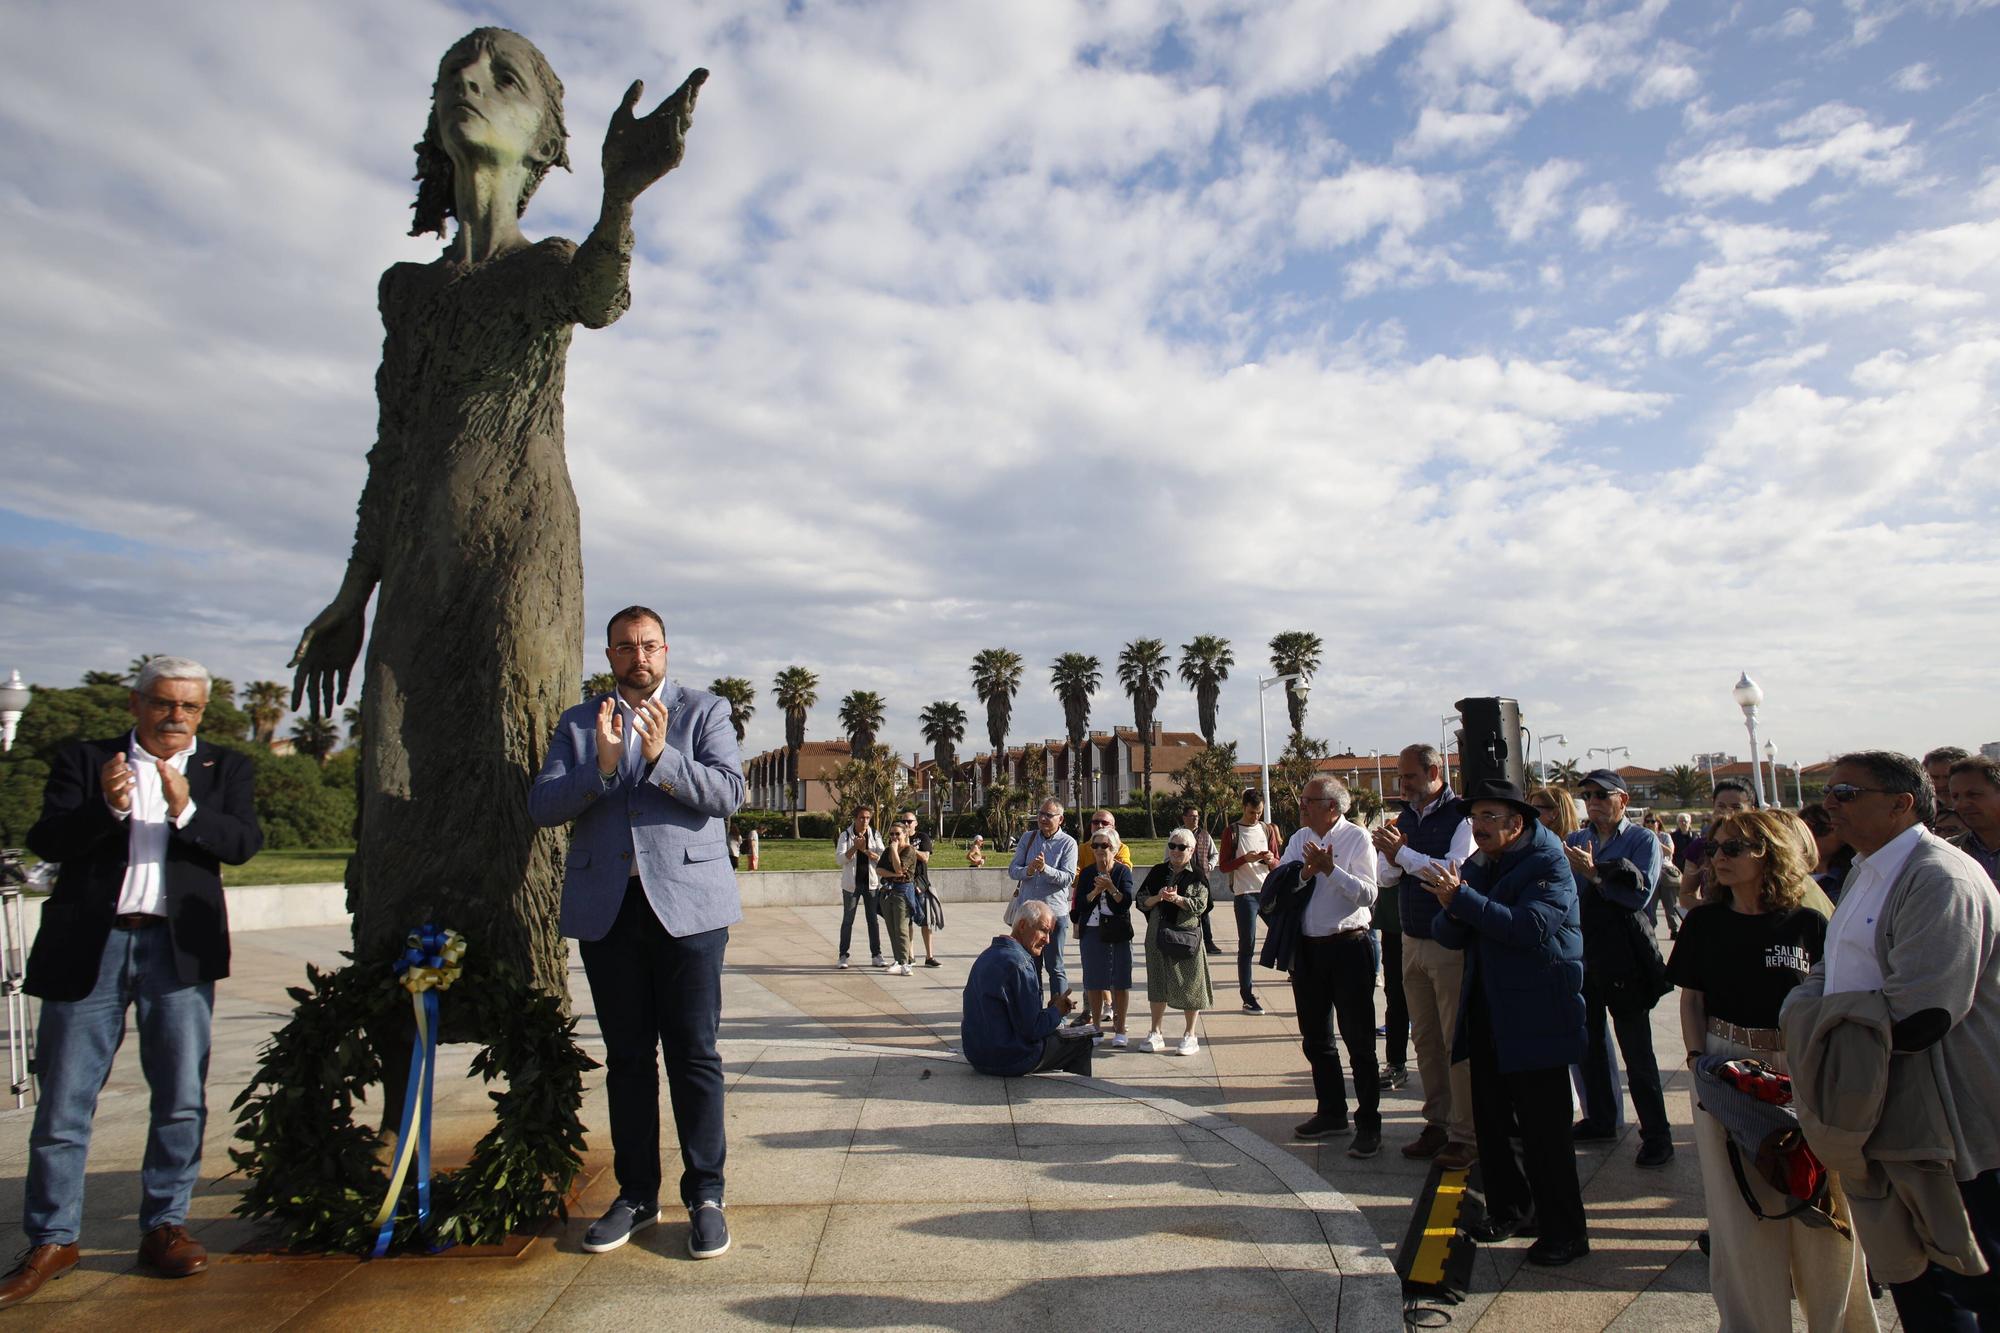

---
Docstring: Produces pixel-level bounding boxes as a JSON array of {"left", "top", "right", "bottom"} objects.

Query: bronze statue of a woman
[{"left": 291, "top": 29, "right": 704, "bottom": 998}]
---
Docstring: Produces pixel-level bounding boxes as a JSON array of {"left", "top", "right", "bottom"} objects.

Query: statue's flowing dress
[{"left": 345, "top": 230, "right": 631, "bottom": 994}]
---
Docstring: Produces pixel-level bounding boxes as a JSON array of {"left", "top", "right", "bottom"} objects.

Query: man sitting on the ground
[{"left": 961, "top": 901, "right": 1092, "bottom": 1077}]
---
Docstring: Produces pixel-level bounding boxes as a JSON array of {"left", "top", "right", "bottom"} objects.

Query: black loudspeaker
[{"left": 1453, "top": 697, "right": 1526, "bottom": 792}]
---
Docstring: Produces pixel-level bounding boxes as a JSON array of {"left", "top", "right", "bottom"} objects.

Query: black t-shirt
[{"left": 1665, "top": 902, "right": 1827, "bottom": 1029}]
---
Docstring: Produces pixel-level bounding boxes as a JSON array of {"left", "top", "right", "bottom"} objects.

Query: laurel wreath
[{"left": 228, "top": 950, "right": 596, "bottom": 1253}]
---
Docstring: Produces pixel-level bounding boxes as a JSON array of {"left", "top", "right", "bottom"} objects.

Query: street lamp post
[
  {"left": 1764, "top": 739, "right": 1792, "bottom": 809},
  {"left": 1536, "top": 732, "right": 1568, "bottom": 783},
  {"left": 1257, "top": 672, "right": 1309, "bottom": 819},
  {"left": 1733, "top": 672, "right": 1769, "bottom": 808},
  {"left": 1440, "top": 715, "right": 1460, "bottom": 790},
  {"left": 0, "top": 672, "right": 28, "bottom": 753}
]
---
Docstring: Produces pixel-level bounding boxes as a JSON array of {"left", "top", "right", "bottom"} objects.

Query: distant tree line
[{"left": 0, "top": 666, "right": 360, "bottom": 852}]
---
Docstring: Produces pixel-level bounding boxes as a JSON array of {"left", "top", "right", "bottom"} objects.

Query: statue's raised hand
[
  {"left": 603, "top": 68, "right": 708, "bottom": 206},
  {"left": 289, "top": 592, "right": 366, "bottom": 720}
]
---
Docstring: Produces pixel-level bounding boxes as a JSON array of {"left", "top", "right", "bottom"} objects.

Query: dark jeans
[
  {"left": 1024, "top": 1032, "right": 1094, "bottom": 1076},
  {"left": 1581, "top": 989, "right": 1670, "bottom": 1146},
  {"left": 1235, "top": 894, "right": 1261, "bottom": 1000},
  {"left": 1466, "top": 989, "right": 1586, "bottom": 1244},
  {"left": 579, "top": 880, "right": 728, "bottom": 1207},
  {"left": 838, "top": 886, "right": 881, "bottom": 959},
  {"left": 1891, "top": 1166, "right": 2000, "bottom": 1330},
  {"left": 24, "top": 920, "right": 212, "bottom": 1244},
  {"left": 1288, "top": 931, "right": 1380, "bottom": 1131},
  {"left": 1379, "top": 928, "right": 1409, "bottom": 1068}
]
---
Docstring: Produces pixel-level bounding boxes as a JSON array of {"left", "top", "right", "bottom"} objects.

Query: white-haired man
[
  {"left": 962, "top": 902, "right": 1091, "bottom": 1076},
  {"left": 3, "top": 658, "right": 262, "bottom": 1308}
]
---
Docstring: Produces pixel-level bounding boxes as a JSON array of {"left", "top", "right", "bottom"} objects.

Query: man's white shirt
[
  {"left": 106, "top": 730, "right": 197, "bottom": 917},
  {"left": 1824, "top": 822, "right": 1925, "bottom": 994},
  {"left": 1377, "top": 788, "right": 1474, "bottom": 883},
  {"left": 1280, "top": 820, "right": 1379, "bottom": 936}
]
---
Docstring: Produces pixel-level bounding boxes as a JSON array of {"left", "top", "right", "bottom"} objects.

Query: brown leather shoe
[
  {"left": 0, "top": 1243, "right": 81, "bottom": 1308},
  {"left": 1401, "top": 1123, "right": 1449, "bottom": 1160},
  {"left": 139, "top": 1225, "right": 208, "bottom": 1278},
  {"left": 1435, "top": 1141, "right": 1479, "bottom": 1172}
]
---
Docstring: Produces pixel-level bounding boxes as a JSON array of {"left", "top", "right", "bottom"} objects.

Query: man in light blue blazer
[{"left": 529, "top": 605, "right": 744, "bottom": 1261}]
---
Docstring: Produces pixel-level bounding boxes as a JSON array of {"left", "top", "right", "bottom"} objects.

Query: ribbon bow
[{"left": 370, "top": 924, "right": 468, "bottom": 1257}]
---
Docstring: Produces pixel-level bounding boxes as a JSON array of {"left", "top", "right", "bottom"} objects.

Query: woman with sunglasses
[
  {"left": 1136, "top": 832, "right": 1213, "bottom": 1054},
  {"left": 1665, "top": 808, "right": 1876, "bottom": 1332},
  {"left": 1527, "top": 786, "right": 1580, "bottom": 840},
  {"left": 1071, "top": 829, "right": 1136, "bottom": 1047}
]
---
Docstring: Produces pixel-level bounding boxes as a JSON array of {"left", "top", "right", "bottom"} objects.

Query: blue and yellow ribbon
[{"left": 369, "top": 924, "right": 466, "bottom": 1258}]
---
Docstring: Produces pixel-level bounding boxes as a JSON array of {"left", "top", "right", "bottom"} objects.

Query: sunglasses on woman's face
[
  {"left": 1712, "top": 838, "right": 1766, "bottom": 859},
  {"left": 1091, "top": 841, "right": 1112, "bottom": 850}
]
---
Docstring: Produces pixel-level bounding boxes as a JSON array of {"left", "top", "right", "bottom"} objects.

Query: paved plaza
[{"left": 0, "top": 904, "right": 1903, "bottom": 1330}]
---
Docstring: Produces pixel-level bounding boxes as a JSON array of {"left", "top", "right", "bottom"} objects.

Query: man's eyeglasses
[
  {"left": 141, "top": 696, "right": 206, "bottom": 715},
  {"left": 1037, "top": 811, "right": 1062, "bottom": 821},
  {"left": 1468, "top": 810, "right": 1517, "bottom": 825},
  {"left": 1824, "top": 784, "right": 1893, "bottom": 804},
  {"left": 609, "top": 641, "right": 665, "bottom": 658},
  {"left": 1712, "top": 838, "right": 1766, "bottom": 858},
  {"left": 1581, "top": 789, "right": 1617, "bottom": 801}
]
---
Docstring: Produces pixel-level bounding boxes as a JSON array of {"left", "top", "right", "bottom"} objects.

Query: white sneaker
[
  {"left": 872, "top": 955, "right": 888, "bottom": 968},
  {"left": 1178, "top": 1034, "right": 1200, "bottom": 1056},
  {"left": 1111, "top": 1033, "right": 1129, "bottom": 1048},
  {"left": 1144, "top": 1031, "right": 1166, "bottom": 1053},
  {"left": 837, "top": 956, "right": 850, "bottom": 969},
  {"left": 898, "top": 963, "right": 913, "bottom": 975}
]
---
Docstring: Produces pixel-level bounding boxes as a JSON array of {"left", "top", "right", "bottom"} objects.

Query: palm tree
[
  {"left": 772, "top": 666, "right": 820, "bottom": 837},
  {"left": 1177, "top": 634, "right": 1234, "bottom": 747},
  {"left": 969, "top": 648, "right": 1025, "bottom": 755},
  {"left": 1660, "top": 763, "right": 1705, "bottom": 807},
  {"left": 583, "top": 671, "right": 617, "bottom": 701},
  {"left": 1050, "top": 653, "right": 1101, "bottom": 812},
  {"left": 342, "top": 702, "right": 363, "bottom": 745},
  {"left": 1117, "top": 638, "right": 1170, "bottom": 835},
  {"left": 82, "top": 670, "right": 128, "bottom": 687},
  {"left": 709, "top": 677, "right": 756, "bottom": 744},
  {"left": 244, "top": 680, "right": 288, "bottom": 746},
  {"left": 838, "top": 689, "right": 887, "bottom": 754},
  {"left": 1550, "top": 757, "right": 1584, "bottom": 787},
  {"left": 1268, "top": 630, "right": 1323, "bottom": 741},
  {"left": 289, "top": 714, "right": 339, "bottom": 764},
  {"left": 126, "top": 655, "right": 156, "bottom": 686},
  {"left": 919, "top": 700, "right": 968, "bottom": 810}
]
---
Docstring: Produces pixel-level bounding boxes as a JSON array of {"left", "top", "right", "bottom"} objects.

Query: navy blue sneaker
[
  {"left": 688, "top": 1200, "right": 730, "bottom": 1260},
  {"left": 582, "top": 1198, "right": 659, "bottom": 1253}
]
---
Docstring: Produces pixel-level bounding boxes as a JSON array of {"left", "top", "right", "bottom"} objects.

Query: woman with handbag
[
  {"left": 1072, "top": 829, "right": 1136, "bottom": 1047},
  {"left": 1667, "top": 807, "right": 1875, "bottom": 1332},
  {"left": 1137, "top": 831, "right": 1212, "bottom": 1055}
]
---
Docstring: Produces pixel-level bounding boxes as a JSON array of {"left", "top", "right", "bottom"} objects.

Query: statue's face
[{"left": 436, "top": 34, "right": 547, "bottom": 175}]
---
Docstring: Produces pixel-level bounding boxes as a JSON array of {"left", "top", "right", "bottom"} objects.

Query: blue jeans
[
  {"left": 1234, "top": 895, "right": 1261, "bottom": 1000},
  {"left": 1034, "top": 913, "right": 1069, "bottom": 1001},
  {"left": 25, "top": 920, "right": 214, "bottom": 1244},
  {"left": 838, "top": 887, "right": 881, "bottom": 959}
]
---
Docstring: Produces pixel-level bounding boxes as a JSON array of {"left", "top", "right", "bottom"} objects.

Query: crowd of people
[{"left": 956, "top": 742, "right": 2000, "bottom": 1330}]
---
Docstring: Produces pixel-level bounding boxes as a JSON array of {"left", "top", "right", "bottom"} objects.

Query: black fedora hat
[{"left": 1462, "top": 778, "right": 1542, "bottom": 824}]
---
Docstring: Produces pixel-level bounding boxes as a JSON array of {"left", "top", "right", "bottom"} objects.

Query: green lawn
[
  {"left": 224, "top": 848, "right": 352, "bottom": 886},
  {"left": 222, "top": 838, "right": 1190, "bottom": 885}
]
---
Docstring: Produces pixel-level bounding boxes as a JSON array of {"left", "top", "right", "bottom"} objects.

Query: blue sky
[{"left": 3, "top": 0, "right": 1997, "bottom": 773}]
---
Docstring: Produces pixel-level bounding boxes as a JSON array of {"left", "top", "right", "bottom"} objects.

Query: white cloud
[
  {"left": 1754, "top": 7, "right": 1817, "bottom": 38},
  {"left": 1631, "top": 55, "right": 1700, "bottom": 108},
  {"left": 1399, "top": 105, "right": 1521, "bottom": 157},
  {"left": 1295, "top": 165, "right": 1462, "bottom": 247},
  {"left": 1495, "top": 158, "right": 1584, "bottom": 243},
  {"left": 1663, "top": 103, "right": 1917, "bottom": 202},
  {"left": 1892, "top": 61, "right": 1938, "bottom": 91},
  {"left": 1574, "top": 200, "right": 1628, "bottom": 248}
]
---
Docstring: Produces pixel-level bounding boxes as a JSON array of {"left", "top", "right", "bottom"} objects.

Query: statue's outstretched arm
[{"left": 569, "top": 68, "right": 707, "bottom": 328}]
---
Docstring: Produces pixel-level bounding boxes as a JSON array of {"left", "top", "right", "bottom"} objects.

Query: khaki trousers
[
  {"left": 1691, "top": 1032, "right": 1877, "bottom": 1332},
  {"left": 1402, "top": 934, "right": 1474, "bottom": 1146}
]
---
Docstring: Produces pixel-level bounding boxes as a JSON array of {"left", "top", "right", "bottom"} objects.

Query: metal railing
[{"left": 0, "top": 849, "right": 41, "bottom": 1108}]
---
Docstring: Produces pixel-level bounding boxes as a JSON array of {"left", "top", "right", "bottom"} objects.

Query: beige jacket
[{"left": 1782, "top": 987, "right": 1984, "bottom": 1282}]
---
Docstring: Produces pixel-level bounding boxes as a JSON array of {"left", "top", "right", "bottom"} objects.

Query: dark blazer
[
  {"left": 25, "top": 735, "right": 263, "bottom": 1001},
  {"left": 1433, "top": 820, "right": 1587, "bottom": 1074}
]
